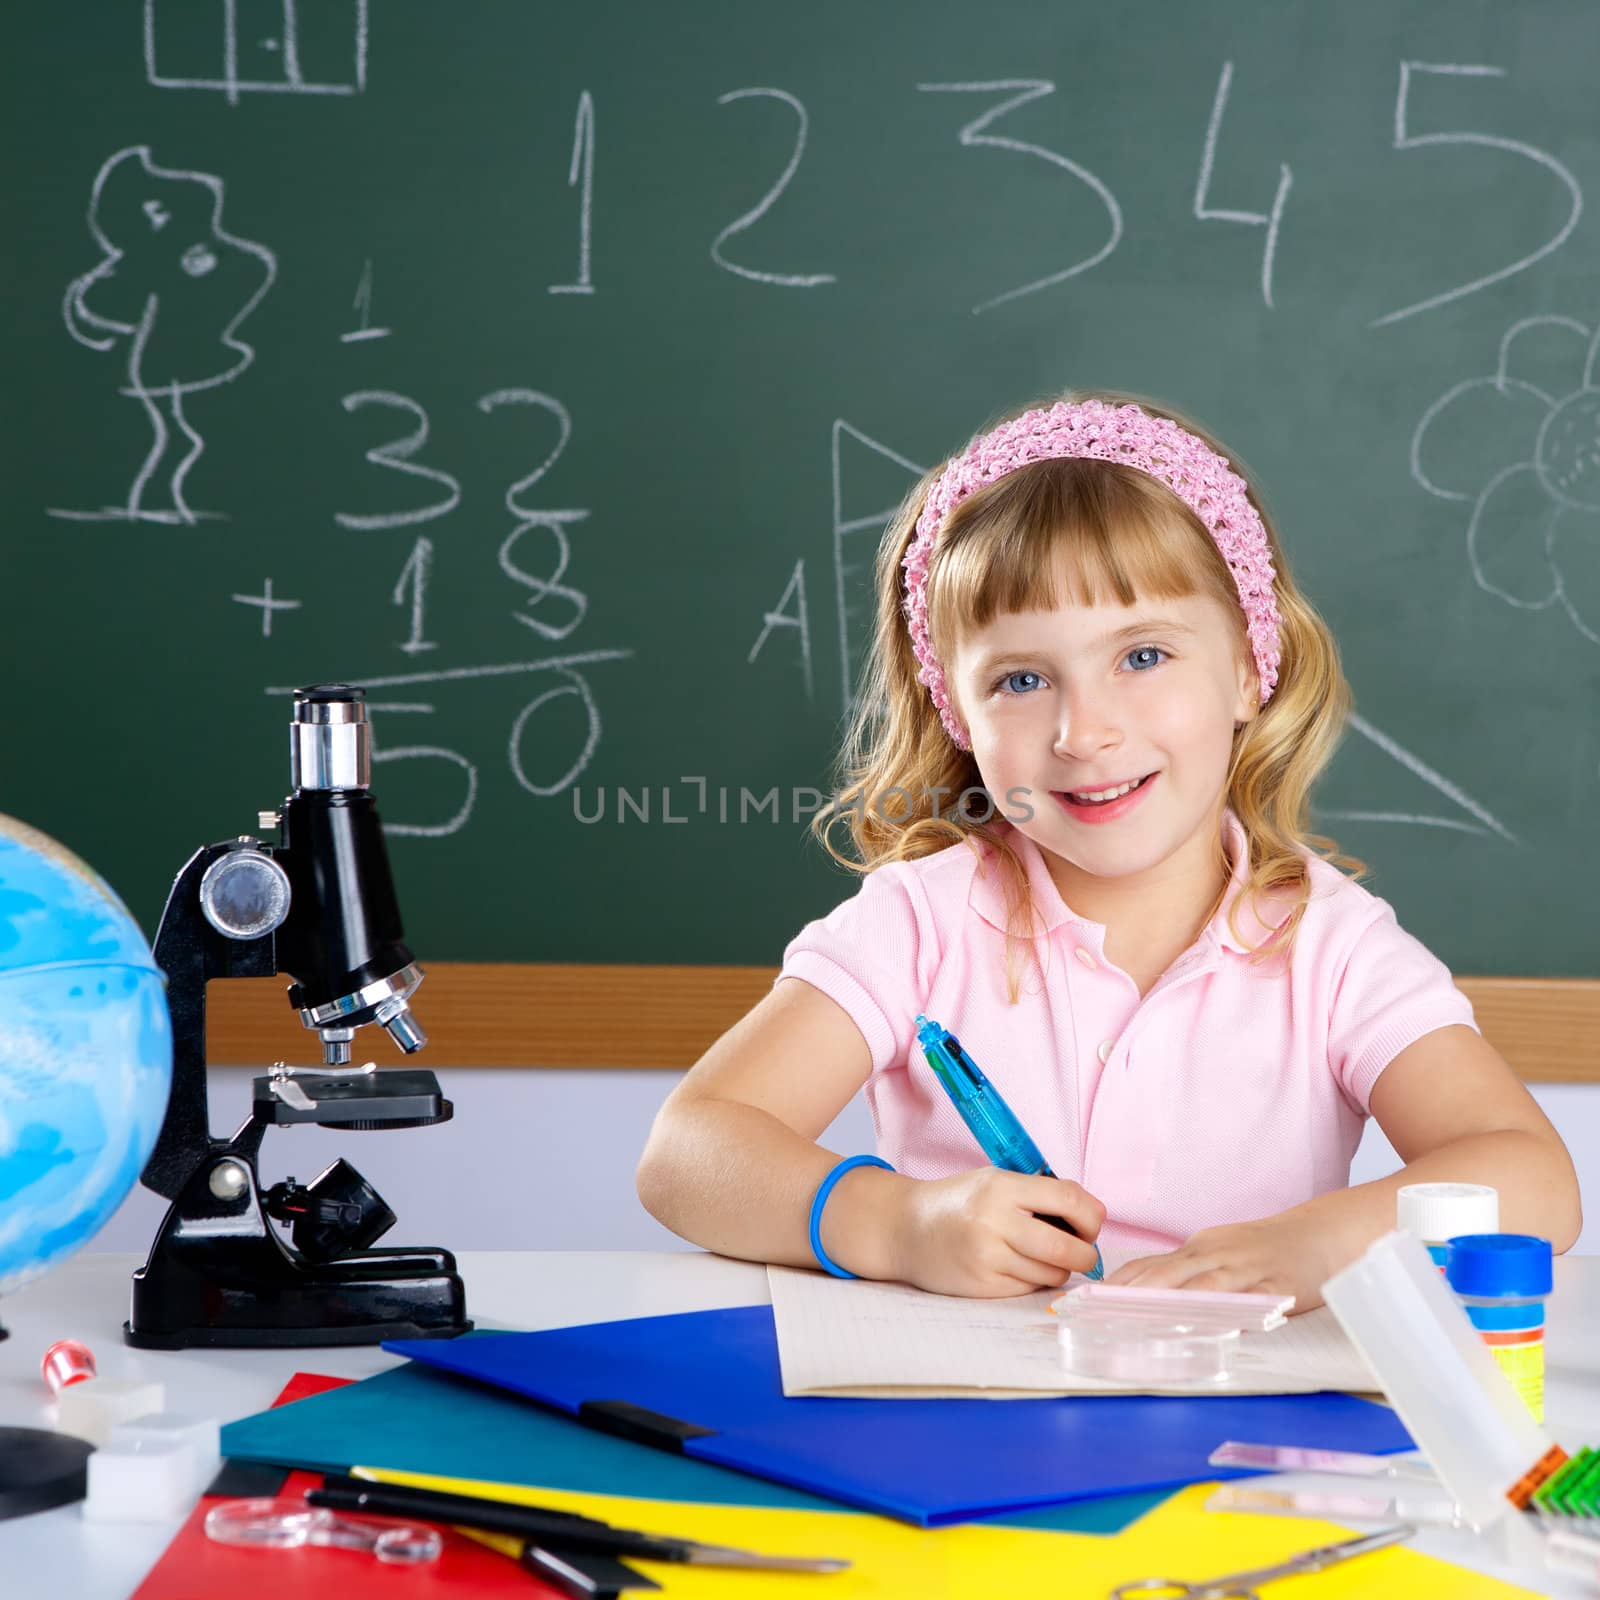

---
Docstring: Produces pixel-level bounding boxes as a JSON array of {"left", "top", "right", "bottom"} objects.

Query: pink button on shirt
[{"left": 779, "top": 812, "right": 1477, "bottom": 1261}]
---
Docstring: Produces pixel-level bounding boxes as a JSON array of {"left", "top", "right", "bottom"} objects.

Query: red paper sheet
[{"left": 132, "top": 1373, "right": 564, "bottom": 1598}]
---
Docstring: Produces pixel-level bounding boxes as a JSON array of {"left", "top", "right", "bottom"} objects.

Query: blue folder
[{"left": 387, "top": 1304, "right": 1413, "bottom": 1526}]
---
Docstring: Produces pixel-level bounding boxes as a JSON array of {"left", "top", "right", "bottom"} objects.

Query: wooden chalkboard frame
[{"left": 207, "top": 964, "right": 1598, "bottom": 1082}]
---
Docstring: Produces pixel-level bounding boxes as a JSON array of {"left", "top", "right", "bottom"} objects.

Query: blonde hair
[{"left": 810, "top": 389, "right": 1364, "bottom": 997}]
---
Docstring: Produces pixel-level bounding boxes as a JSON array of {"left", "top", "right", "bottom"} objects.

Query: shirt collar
[
  {"left": 1211, "top": 808, "right": 1266, "bottom": 955},
  {"left": 967, "top": 808, "right": 1273, "bottom": 955}
]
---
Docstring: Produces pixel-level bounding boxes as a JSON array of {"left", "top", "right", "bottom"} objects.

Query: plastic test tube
[
  {"left": 1396, "top": 1182, "right": 1499, "bottom": 1271},
  {"left": 1446, "top": 1234, "right": 1552, "bottom": 1425}
]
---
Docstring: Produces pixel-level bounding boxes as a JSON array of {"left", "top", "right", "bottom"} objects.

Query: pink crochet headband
[{"left": 901, "top": 399, "right": 1283, "bottom": 750}]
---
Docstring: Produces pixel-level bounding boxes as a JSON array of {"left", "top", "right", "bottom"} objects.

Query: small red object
[{"left": 41, "top": 1338, "right": 96, "bottom": 1394}]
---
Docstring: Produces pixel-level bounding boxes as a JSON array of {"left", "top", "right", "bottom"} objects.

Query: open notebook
[{"left": 768, "top": 1266, "right": 1379, "bottom": 1398}]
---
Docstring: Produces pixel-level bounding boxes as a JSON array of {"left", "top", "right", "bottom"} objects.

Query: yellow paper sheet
[{"left": 359, "top": 1465, "right": 1543, "bottom": 1599}]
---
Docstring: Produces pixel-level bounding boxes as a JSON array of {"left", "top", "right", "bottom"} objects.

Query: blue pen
[{"left": 915, "top": 1014, "right": 1105, "bottom": 1281}]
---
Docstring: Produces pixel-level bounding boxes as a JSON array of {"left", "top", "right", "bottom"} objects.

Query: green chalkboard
[{"left": 4, "top": 2, "right": 1599, "bottom": 975}]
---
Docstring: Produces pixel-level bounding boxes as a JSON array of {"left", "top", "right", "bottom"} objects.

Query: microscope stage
[{"left": 252, "top": 1068, "right": 451, "bottom": 1128}]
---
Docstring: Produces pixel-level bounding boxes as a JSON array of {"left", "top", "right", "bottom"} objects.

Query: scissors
[{"left": 1109, "top": 1525, "right": 1413, "bottom": 1600}]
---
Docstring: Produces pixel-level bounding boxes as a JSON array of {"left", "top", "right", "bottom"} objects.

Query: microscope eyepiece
[{"left": 292, "top": 684, "right": 370, "bottom": 791}]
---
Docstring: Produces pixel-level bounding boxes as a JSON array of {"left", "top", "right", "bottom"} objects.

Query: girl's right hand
[{"left": 889, "top": 1168, "right": 1106, "bottom": 1298}]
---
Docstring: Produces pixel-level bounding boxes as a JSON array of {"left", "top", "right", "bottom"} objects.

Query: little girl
[{"left": 637, "top": 391, "right": 1580, "bottom": 1308}]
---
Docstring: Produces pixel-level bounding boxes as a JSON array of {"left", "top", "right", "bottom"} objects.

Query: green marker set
[{"left": 1531, "top": 1447, "right": 1600, "bottom": 1519}]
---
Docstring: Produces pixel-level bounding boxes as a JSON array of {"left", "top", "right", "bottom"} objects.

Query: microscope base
[
  {"left": 124, "top": 1155, "right": 472, "bottom": 1349},
  {"left": 124, "top": 1305, "right": 470, "bottom": 1350}
]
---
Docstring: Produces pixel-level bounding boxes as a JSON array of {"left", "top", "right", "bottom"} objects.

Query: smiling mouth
[{"left": 1056, "top": 773, "right": 1156, "bottom": 807}]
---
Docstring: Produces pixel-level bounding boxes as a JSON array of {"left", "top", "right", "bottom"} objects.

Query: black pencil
[
  {"left": 309, "top": 1476, "right": 679, "bottom": 1560},
  {"left": 307, "top": 1474, "right": 849, "bottom": 1572}
]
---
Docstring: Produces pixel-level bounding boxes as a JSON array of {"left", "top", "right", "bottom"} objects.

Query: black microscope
[{"left": 125, "top": 685, "right": 471, "bottom": 1348}]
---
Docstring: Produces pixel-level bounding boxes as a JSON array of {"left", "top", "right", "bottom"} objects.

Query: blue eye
[
  {"left": 999, "top": 670, "right": 1042, "bottom": 695},
  {"left": 1125, "top": 647, "right": 1165, "bottom": 671}
]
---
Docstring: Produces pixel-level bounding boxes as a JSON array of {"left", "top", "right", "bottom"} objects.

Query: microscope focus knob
[
  {"left": 198, "top": 848, "right": 291, "bottom": 941},
  {"left": 208, "top": 1160, "right": 250, "bottom": 1202}
]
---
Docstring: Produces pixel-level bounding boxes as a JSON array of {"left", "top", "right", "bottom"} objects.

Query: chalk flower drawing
[{"left": 1411, "top": 315, "right": 1600, "bottom": 643}]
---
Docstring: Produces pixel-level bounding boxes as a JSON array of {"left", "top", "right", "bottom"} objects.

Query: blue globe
[{"left": 0, "top": 813, "right": 172, "bottom": 1300}]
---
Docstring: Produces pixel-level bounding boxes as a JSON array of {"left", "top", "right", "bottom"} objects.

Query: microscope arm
[{"left": 141, "top": 843, "right": 277, "bottom": 1201}]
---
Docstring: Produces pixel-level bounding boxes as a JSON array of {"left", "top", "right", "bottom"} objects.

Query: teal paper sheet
[{"left": 220, "top": 1357, "right": 1165, "bottom": 1536}]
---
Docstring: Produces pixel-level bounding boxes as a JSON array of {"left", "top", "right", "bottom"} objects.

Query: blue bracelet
[{"left": 808, "top": 1154, "right": 894, "bottom": 1279}]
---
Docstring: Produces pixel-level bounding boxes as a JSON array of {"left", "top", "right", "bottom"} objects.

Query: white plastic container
[
  {"left": 54, "top": 1378, "right": 165, "bottom": 1448},
  {"left": 81, "top": 1413, "right": 221, "bottom": 1522},
  {"left": 1396, "top": 1182, "right": 1499, "bottom": 1269},
  {"left": 1322, "top": 1229, "right": 1557, "bottom": 1529}
]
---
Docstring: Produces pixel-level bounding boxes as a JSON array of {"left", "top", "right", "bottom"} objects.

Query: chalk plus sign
[{"left": 231, "top": 578, "right": 302, "bottom": 637}]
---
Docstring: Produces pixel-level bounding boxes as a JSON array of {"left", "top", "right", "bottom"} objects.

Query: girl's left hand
[{"left": 1104, "top": 1214, "right": 1335, "bottom": 1313}]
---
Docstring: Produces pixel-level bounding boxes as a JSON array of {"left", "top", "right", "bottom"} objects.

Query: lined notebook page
[{"left": 768, "top": 1266, "right": 1377, "bottom": 1399}]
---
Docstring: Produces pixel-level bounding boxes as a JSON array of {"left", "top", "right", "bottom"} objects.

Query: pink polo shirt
[{"left": 778, "top": 812, "right": 1477, "bottom": 1260}]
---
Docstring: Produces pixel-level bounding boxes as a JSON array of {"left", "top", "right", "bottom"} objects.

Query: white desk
[{"left": 2, "top": 1250, "right": 1597, "bottom": 1599}]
